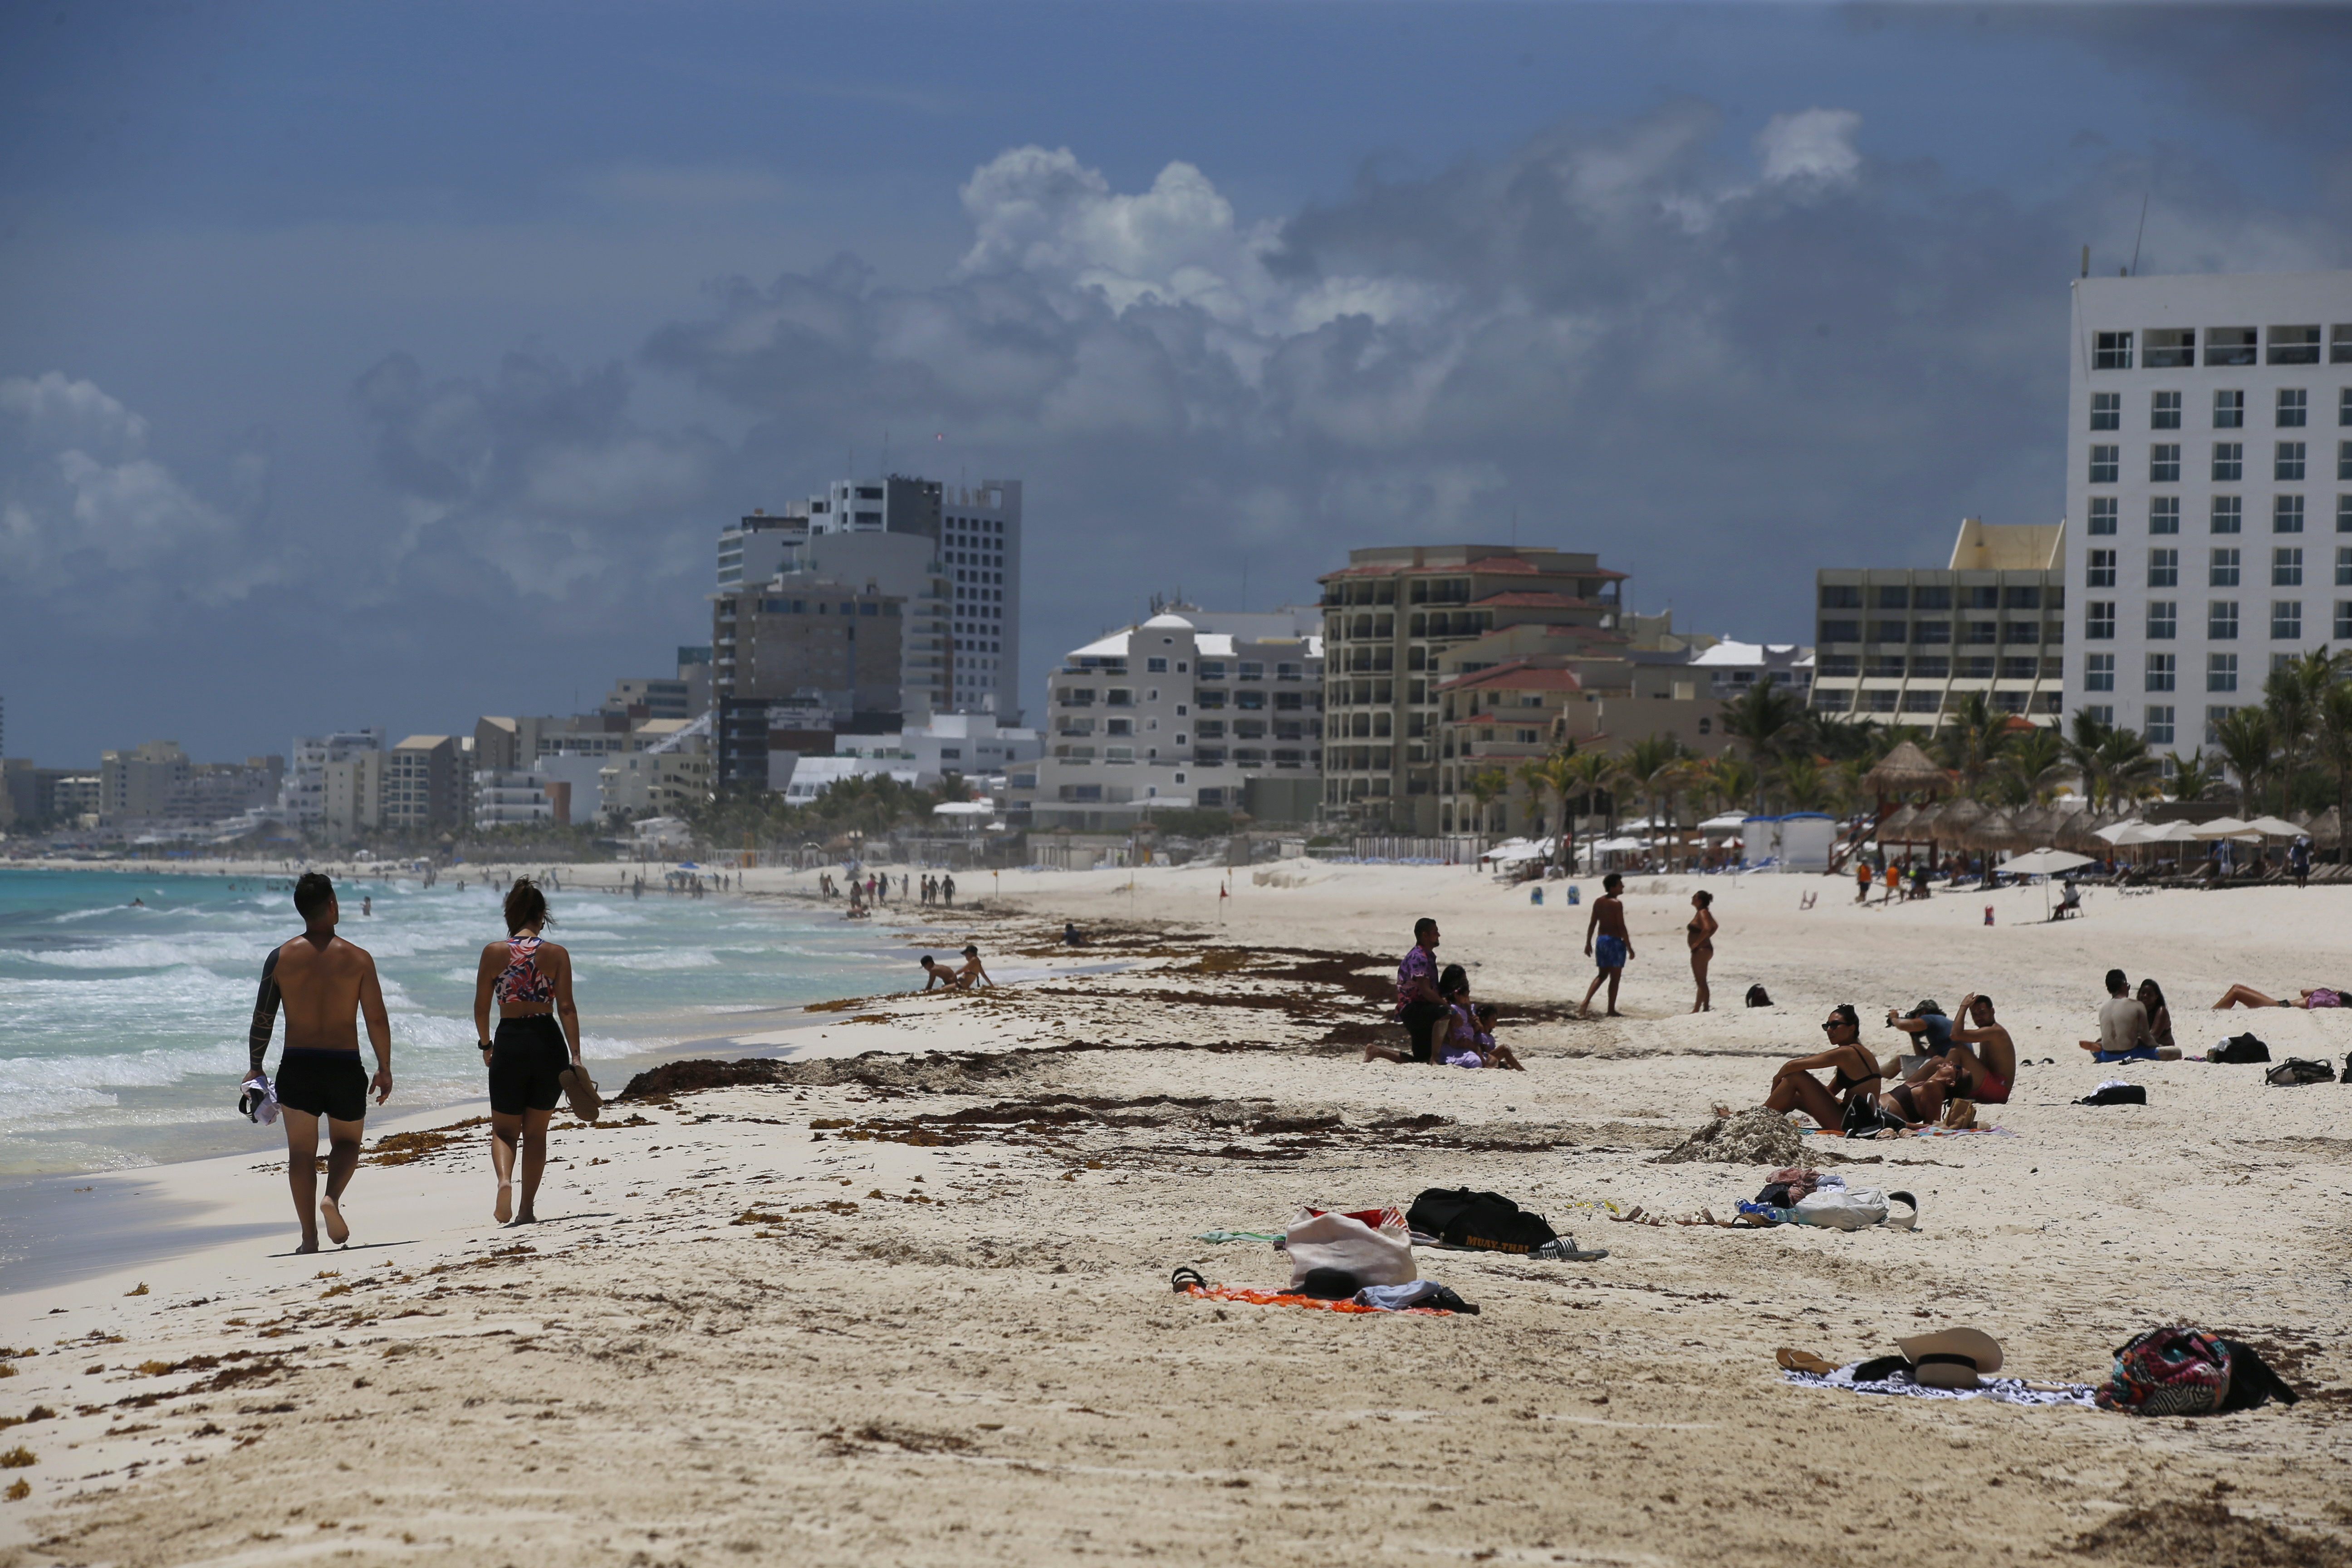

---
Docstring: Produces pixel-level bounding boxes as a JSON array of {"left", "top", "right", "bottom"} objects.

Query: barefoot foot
[
  {"left": 495, "top": 1180, "right": 514, "bottom": 1225},
  {"left": 320, "top": 1195, "right": 349, "bottom": 1245},
  {"left": 294, "top": 1238, "right": 319, "bottom": 1254}
]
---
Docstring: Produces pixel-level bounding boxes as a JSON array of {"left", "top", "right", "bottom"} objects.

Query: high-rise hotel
[{"left": 2064, "top": 272, "right": 2352, "bottom": 749}]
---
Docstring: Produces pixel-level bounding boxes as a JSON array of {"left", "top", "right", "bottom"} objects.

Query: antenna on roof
[
  {"left": 2079, "top": 244, "right": 2088, "bottom": 279},
  {"left": 2128, "top": 194, "right": 2148, "bottom": 277}
]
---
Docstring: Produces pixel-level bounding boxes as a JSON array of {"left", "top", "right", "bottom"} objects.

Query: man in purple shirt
[{"left": 1387, "top": 917, "right": 1449, "bottom": 1064}]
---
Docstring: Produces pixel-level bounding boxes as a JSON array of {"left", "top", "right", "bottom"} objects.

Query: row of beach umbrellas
[{"left": 1877, "top": 799, "right": 2337, "bottom": 854}]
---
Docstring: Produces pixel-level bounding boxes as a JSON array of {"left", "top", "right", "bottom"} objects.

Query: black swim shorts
[
  {"left": 274, "top": 1047, "right": 368, "bottom": 1123},
  {"left": 489, "top": 1015, "right": 570, "bottom": 1116}
]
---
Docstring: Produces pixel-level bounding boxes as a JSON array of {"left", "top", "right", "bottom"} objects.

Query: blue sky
[{"left": 2, "top": 1, "right": 2347, "bottom": 763}]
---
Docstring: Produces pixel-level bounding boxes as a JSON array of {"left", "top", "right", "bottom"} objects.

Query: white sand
[{"left": 2, "top": 862, "right": 2348, "bottom": 1564}]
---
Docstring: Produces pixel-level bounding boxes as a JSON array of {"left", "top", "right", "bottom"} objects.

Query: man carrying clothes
[
  {"left": 1578, "top": 873, "right": 1634, "bottom": 1018},
  {"left": 1377, "top": 917, "right": 1449, "bottom": 1064},
  {"left": 247, "top": 873, "right": 393, "bottom": 1253}
]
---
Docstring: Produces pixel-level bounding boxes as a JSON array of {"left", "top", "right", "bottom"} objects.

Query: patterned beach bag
[{"left": 2096, "top": 1327, "right": 2233, "bottom": 1416}]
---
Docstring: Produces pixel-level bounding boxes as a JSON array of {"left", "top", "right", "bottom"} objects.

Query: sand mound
[
  {"left": 2071, "top": 1499, "right": 2351, "bottom": 1567},
  {"left": 1652, "top": 1106, "right": 1806, "bottom": 1166}
]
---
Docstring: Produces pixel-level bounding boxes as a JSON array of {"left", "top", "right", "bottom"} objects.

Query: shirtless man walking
[
  {"left": 246, "top": 873, "right": 392, "bottom": 1253},
  {"left": 1578, "top": 872, "right": 1634, "bottom": 1018}
]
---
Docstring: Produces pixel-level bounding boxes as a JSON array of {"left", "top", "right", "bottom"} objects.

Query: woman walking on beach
[
  {"left": 1685, "top": 890, "right": 1718, "bottom": 1012},
  {"left": 470, "top": 878, "right": 591, "bottom": 1226}
]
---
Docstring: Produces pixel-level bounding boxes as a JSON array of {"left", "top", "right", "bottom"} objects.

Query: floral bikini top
[{"left": 494, "top": 935, "right": 555, "bottom": 1006}]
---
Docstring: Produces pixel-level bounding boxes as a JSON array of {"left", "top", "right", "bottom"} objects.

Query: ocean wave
[{"left": 598, "top": 949, "right": 722, "bottom": 971}]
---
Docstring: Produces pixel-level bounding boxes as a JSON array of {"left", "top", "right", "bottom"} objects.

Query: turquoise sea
[{"left": 0, "top": 868, "right": 912, "bottom": 1176}]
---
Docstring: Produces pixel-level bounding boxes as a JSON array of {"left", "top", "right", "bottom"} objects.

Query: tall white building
[
  {"left": 2065, "top": 271, "right": 2352, "bottom": 750},
  {"left": 1031, "top": 605, "right": 1323, "bottom": 829},
  {"left": 712, "top": 475, "right": 1021, "bottom": 724},
  {"left": 281, "top": 729, "right": 384, "bottom": 826}
]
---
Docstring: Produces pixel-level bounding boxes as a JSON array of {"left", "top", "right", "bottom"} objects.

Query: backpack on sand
[
  {"left": 2097, "top": 1327, "right": 2301, "bottom": 1416},
  {"left": 2266, "top": 1058, "right": 2337, "bottom": 1086},
  {"left": 1406, "top": 1188, "right": 1559, "bottom": 1255},
  {"left": 1744, "top": 984, "right": 1773, "bottom": 1008},
  {"left": 2210, "top": 1034, "right": 2272, "bottom": 1064}
]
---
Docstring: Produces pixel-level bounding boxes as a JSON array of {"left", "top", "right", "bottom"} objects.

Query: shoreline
[{"left": 1, "top": 866, "right": 2346, "bottom": 1563}]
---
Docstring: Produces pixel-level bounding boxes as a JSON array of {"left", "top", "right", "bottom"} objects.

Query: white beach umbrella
[
  {"left": 2093, "top": 818, "right": 2146, "bottom": 844},
  {"left": 2241, "top": 815, "right": 2305, "bottom": 838},
  {"left": 2004, "top": 848, "right": 2096, "bottom": 877},
  {"left": 2188, "top": 816, "right": 2254, "bottom": 837}
]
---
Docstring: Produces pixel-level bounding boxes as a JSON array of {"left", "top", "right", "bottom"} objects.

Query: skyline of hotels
[{"left": 8, "top": 267, "right": 2350, "bottom": 845}]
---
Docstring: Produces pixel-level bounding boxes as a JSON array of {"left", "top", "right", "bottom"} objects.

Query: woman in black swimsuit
[
  {"left": 469, "top": 879, "right": 586, "bottom": 1226},
  {"left": 1762, "top": 1004, "right": 1882, "bottom": 1130},
  {"left": 1686, "top": 890, "right": 1719, "bottom": 1013}
]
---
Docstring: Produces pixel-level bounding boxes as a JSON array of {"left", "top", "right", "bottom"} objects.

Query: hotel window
[
  {"left": 2146, "top": 329, "right": 2195, "bottom": 369},
  {"left": 2151, "top": 389, "right": 2182, "bottom": 429},
  {"left": 2146, "top": 600, "right": 2176, "bottom": 639},
  {"left": 2275, "top": 547, "right": 2304, "bottom": 586},
  {"left": 2093, "top": 330, "right": 2134, "bottom": 370},
  {"left": 2205, "top": 706, "right": 2235, "bottom": 744},
  {"left": 1912, "top": 655, "right": 1950, "bottom": 677},
  {"left": 2212, "top": 495, "right": 2242, "bottom": 533},
  {"left": 2340, "top": 547, "right": 2352, "bottom": 586},
  {"left": 2149, "top": 443, "right": 2180, "bottom": 483},
  {"left": 1877, "top": 584, "right": 1910, "bottom": 609},
  {"left": 1965, "top": 619, "right": 1998, "bottom": 644},
  {"left": 1819, "top": 619, "right": 1861, "bottom": 643},
  {"left": 2268, "top": 325, "right": 2321, "bottom": 366},
  {"left": 2208, "top": 652, "right": 2238, "bottom": 692},
  {"left": 2090, "top": 392, "right": 2120, "bottom": 431},
  {"left": 2208, "top": 328, "right": 2258, "bottom": 368},
  {"left": 2339, "top": 603, "right": 2352, "bottom": 641},
  {"left": 2276, "top": 441, "right": 2306, "bottom": 481},
  {"left": 2214, "top": 390, "right": 2244, "bottom": 429},
  {"left": 2341, "top": 441, "right": 2352, "bottom": 481},
  {"left": 1999, "top": 656, "right": 2038, "bottom": 680},
  {"left": 2088, "top": 497, "right": 2118, "bottom": 535},
  {"left": 1914, "top": 584, "right": 1953, "bottom": 609},
  {"left": 2084, "top": 704, "right": 2115, "bottom": 728},
  {"left": 1957, "top": 656, "right": 1993, "bottom": 679},
  {"left": 2089, "top": 445, "right": 2119, "bottom": 484},
  {"left": 2342, "top": 384, "right": 2352, "bottom": 420},
  {"left": 2278, "top": 388, "right": 2308, "bottom": 428},
  {"left": 2213, "top": 442, "right": 2243, "bottom": 481},
  {"left": 2276, "top": 495, "right": 2305, "bottom": 534},
  {"left": 2146, "top": 548, "right": 2177, "bottom": 588},
  {"left": 2337, "top": 329, "right": 2352, "bottom": 367},
  {"left": 2210, "top": 600, "right": 2239, "bottom": 639},
  {"left": 1914, "top": 619, "right": 1952, "bottom": 643},
  {"left": 2085, "top": 652, "right": 2115, "bottom": 692},
  {"left": 1819, "top": 583, "right": 1862, "bottom": 608},
  {"left": 2150, "top": 496, "right": 2180, "bottom": 534},
  {"left": 2086, "top": 549, "right": 2116, "bottom": 588},
  {"left": 2210, "top": 548, "right": 2241, "bottom": 587},
  {"left": 2341, "top": 495, "right": 2352, "bottom": 534},
  {"left": 1867, "top": 654, "right": 1907, "bottom": 678},
  {"left": 2272, "top": 600, "right": 2303, "bottom": 640},
  {"left": 2085, "top": 602, "right": 2115, "bottom": 640},
  {"left": 2145, "top": 705, "right": 2176, "bottom": 746}
]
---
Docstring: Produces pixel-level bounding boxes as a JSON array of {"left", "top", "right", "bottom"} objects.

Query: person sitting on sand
[
  {"left": 1940, "top": 993, "right": 2017, "bottom": 1104},
  {"left": 470, "top": 877, "right": 590, "bottom": 1227},
  {"left": 1578, "top": 874, "right": 1633, "bottom": 1018},
  {"left": 1465, "top": 1000, "right": 1526, "bottom": 1071},
  {"left": 952, "top": 943, "right": 993, "bottom": 989},
  {"left": 2139, "top": 979, "right": 2175, "bottom": 1052},
  {"left": 1761, "top": 1004, "right": 1883, "bottom": 1129},
  {"left": 1378, "top": 916, "right": 1449, "bottom": 1065},
  {"left": 246, "top": 872, "right": 394, "bottom": 1253},
  {"left": 2211, "top": 983, "right": 2348, "bottom": 1010},
  {"left": 919, "top": 954, "right": 962, "bottom": 991},
  {"left": 1062, "top": 922, "right": 1088, "bottom": 946},
  {"left": 2078, "top": 967, "right": 2161, "bottom": 1060}
]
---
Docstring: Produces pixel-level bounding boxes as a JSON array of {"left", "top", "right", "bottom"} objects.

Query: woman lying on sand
[
  {"left": 1761, "top": 1004, "right": 1883, "bottom": 1129},
  {"left": 2212, "top": 984, "right": 2347, "bottom": 1009}
]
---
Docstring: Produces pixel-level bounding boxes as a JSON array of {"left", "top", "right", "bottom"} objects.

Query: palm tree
[
  {"left": 2095, "top": 726, "right": 2164, "bottom": 809},
  {"left": 1614, "top": 735, "right": 1687, "bottom": 870},
  {"left": 1708, "top": 755, "right": 1758, "bottom": 821},
  {"left": 2261, "top": 662, "right": 2321, "bottom": 815},
  {"left": 1777, "top": 754, "right": 1829, "bottom": 811},
  {"left": 1563, "top": 749, "right": 1617, "bottom": 843},
  {"left": 1937, "top": 692, "right": 2012, "bottom": 801},
  {"left": 1517, "top": 748, "right": 1581, "bottom": 872},
  {"left": 1465, "top": 768, "right": 1510, "bottom": 838},
  {"left": 2211, "top": 707, "right": 2274, "bottom": 818},
  {"left": 2314, "top": 682, "right": 2352, "bottom": 853},
  {"left": 1717, "top": 676, "right": 1809, "bottom": 813},
  {"left": 2165, "top": 750, "right": 2225, "bottom": 806},
  {"left": 2001, "top": 726, "right": 2069, "bottom": 806},
  {"left": 2063, "top": 708, "right": 2117, "bottom": 811}
]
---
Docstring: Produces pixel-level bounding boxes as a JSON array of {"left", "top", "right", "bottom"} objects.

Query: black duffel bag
[{"left": 1406, "top": 1187, "right": 1559, "bottom": 1254}]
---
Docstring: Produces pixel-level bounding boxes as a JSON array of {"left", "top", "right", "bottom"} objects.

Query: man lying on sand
[{"left": 246, "top": 872, "right": 392, "bottom": 1254}]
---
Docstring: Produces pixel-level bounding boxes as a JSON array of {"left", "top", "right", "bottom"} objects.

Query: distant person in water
[
  {"left": 246, "top": 873, "right": 393, "bottom": 1253},
  {"left": 362, "top": 895, "right": 372, "bottom": 917},
  {"left": 470, "top": 877, "right": 591, "bottom": 1227}
]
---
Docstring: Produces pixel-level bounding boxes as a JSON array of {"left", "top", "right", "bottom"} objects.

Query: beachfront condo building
[
  {"left": 714, "top": 475, "right": 1020, "bottom": 724},
  {"left": 1812, "top": 519, "right": 2066, "bottom": 728},
  {"left": 383, "top": 735, "right": 468, "bottom": 834},
  {"left": 2061, "top": 270, "right": 2352, "bottom": 749},
  {"left": 1029, "top": 605, "right": 1323, "bottom": 830},
  {"left": 1316, "top": 545, "right": 1628, "bottom": 833},
  {"left": 280, "top": 729, "right": 385, "bottom": 827}
]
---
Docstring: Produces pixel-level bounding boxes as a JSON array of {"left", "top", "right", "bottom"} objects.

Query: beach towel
[
  {"left": 1180, "top": 1283, "right": 1457, "bottom": 1318},
  {"left": 1193, "top": 1230, "right": 1283, "bottom": 1245},
  {"left": 1800, "top": 1125, "right": 2009, "bottom": 1139},
  {"left": 1783, "top": 1363, "right": 2096, "bottom": 1408}
]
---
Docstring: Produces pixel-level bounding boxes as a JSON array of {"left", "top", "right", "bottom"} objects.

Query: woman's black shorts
[{"left": 489, "top": 1015, "right": 570, "bottom": 1115}]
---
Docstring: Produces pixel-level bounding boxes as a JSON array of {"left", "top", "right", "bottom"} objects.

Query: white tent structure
[{"left": 1741, "top": 813, "right": 1836, "bottom": 872}]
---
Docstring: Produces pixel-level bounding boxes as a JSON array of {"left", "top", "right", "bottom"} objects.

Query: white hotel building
[{"left": 2065, "top": 271, "right": 2352, "bottom": 749}]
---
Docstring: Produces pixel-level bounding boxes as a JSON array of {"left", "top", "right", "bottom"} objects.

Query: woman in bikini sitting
[
  {"left": 2213, "top": 983, "right": 2348, "bottom": 1009},
  {"left": 1686, "top": 890, "right": 1719, "bottom": 1013},
  {"left": 1761, "top": 1004, "right": 1883, "bottom": 1129},
  {"left": 470, "top": 878, "right": 589, "bottom": 1227},
  {"left": 2139, "top": 979, "right": 2175, "bottom": 1051}
]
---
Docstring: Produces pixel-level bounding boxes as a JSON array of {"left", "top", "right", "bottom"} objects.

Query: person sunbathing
[
  {"left": 1761, "top": 1005, "right": 1883, "bottom": 1129},
  {"left": 2212, "top": 984, "right": 2347, "bottom": 1010}
]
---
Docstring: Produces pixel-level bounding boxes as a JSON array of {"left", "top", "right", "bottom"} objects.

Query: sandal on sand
[
  {"left": 558, "top": 1065, "right": 602, "bottom": 1122},
  {"left": 1607, "top": 1206, "right": 1646, "bottom": 1224},
  {"left": 1776, "top": 1348, "right": 1838, "bottom": 1376},
  {"left": 495, "top": 1179, "right": 514, "bottom": 1226},
  {"left": 1170, "top": 1267, "right": 1207, "bottom": 1294}
]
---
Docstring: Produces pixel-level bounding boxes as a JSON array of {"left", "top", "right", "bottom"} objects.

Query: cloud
[
  {"left": 0, "top": 373, "right": 260, "bottom": 602},
  {"left": 1755, "top": 108, "right": 1863, "bottom": 186}
]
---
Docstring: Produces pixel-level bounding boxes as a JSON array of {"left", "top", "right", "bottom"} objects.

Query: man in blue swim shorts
[{"left": 1579, "top": 872, "right": 1634, "bottom": 1018}]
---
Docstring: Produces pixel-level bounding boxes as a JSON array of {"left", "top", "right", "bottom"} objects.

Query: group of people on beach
[
  {"left": 1764, "top": 994, "right": 2016, "bottom": 1133},
  {"left": 1366, "top": 917, "right": 1525, "bottom": 1070},
  {"left": 1563, "top": 872, "right": 1719, "bottom": 1018}
]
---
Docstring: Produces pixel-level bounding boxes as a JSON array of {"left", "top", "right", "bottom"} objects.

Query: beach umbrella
[
  {"left": 2052, "top": 808, "right": 2108, "bottom": 852},
  {"left": 2009, "top": 805, "right": 2063, "bottom": 846},
  {"left": 2094, "top": 818, "right": 2146, "bottom": 844},
  {"left": 2005, "top": 848, "right": 2096, "bottom": 877},
  {"left": 2303, "top": 807, "right": 2342, "bottom": 848},
  {"left": 1878, "top": 803, "right": 1921, "bottom": 841},
  {"left": 1863, "top": 740, "right": 1949, "bottom": 799},
  {"left": 2187, "top": 816, "right": 2254, "bottom": 838},
  {"left": 1935, "top": 797, "right": 1986, "bottom": 851},
  {"left": 1961, "top": 808, "right": 2021, "bottom": 853},
  {"left": 2241, "top": 814, "right": 2305, "bottom": 838}
]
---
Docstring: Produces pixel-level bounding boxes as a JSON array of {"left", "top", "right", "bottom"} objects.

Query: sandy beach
[{"left": 2, "top": 860, "right": 2349, "bottom": 1566}]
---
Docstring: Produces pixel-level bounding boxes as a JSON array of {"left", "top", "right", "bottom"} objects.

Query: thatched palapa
[{"left": 1863, "top": 740, "right": 1948, "bottom": 799}]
